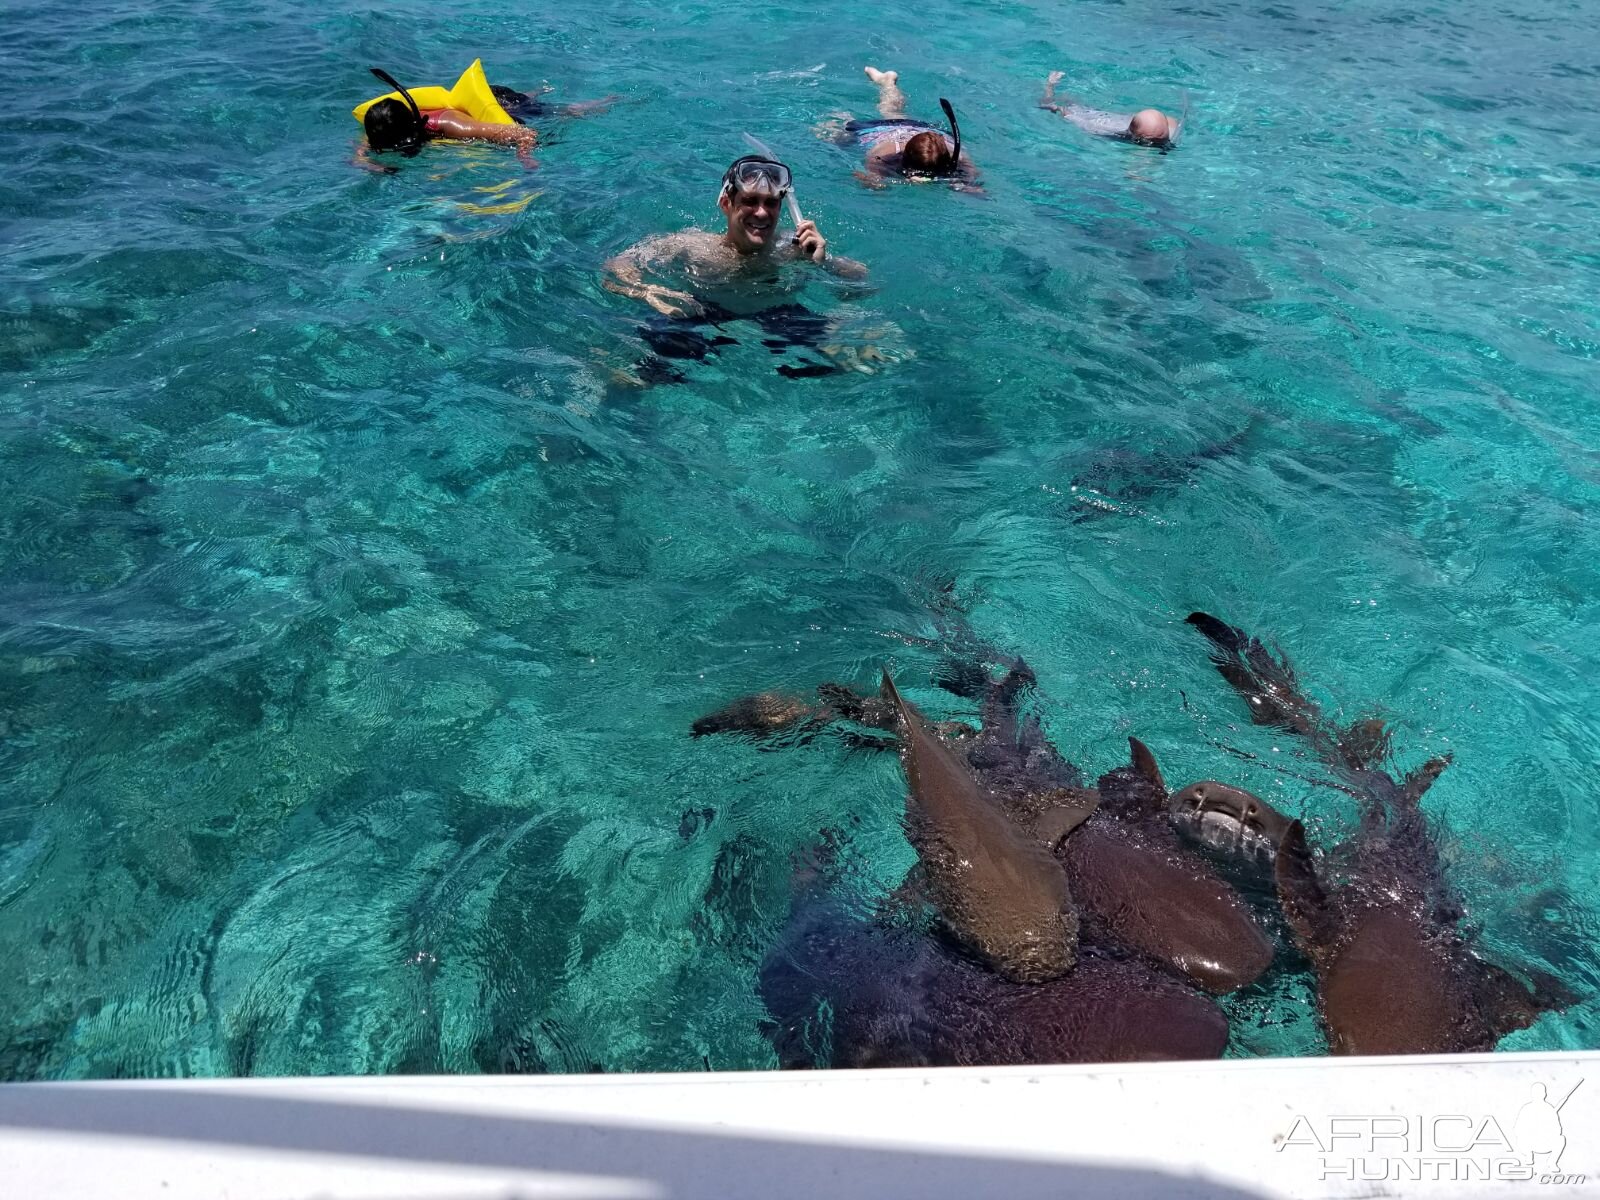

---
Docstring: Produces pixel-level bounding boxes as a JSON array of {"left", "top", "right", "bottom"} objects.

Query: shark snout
[{"left": 1169, "top": 781, "right": 1295, "bottom": 854}]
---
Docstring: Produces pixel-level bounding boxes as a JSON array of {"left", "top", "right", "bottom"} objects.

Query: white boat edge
[{"left": 3, "top": 1050, "right": 1598, "bottom": 1199}]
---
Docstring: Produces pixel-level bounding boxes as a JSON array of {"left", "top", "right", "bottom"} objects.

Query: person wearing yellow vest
[{"left": 356, "top": 64, "right": 537, "bottom": 169}]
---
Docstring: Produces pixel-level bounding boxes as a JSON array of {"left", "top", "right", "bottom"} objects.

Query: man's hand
[
  {"left": 793, "top": 219, "right": 828, "bottom": 264},
  {"left": 1041, "top": 70, "right": 1066, "bottom": 112},
  {"left": 644, "top": 285, "right": 703, "bottom": 319}
]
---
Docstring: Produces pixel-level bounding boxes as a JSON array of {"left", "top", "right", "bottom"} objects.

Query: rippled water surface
[{"left": 3, "top": 0, "right": 1598, "bottom": 1077}]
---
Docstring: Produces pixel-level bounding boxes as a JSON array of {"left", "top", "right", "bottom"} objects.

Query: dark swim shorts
[{"left": 637, "top": 302, "right": 841, "bottom": 382}]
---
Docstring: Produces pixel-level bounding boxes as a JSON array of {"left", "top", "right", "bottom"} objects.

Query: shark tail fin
[
  {"left": 1186, "top": 612, "right": 1324, "bottom": 736},
  {"left": 1472, "top": 957, "right": 1580, "bottom": 1040}
]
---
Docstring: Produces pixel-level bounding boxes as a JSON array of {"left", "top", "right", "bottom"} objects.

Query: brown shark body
[
  {"left": 1058, "top": 739, "right": 1276, "bottom": 995},
  {"left": 1187, "top": 610, "right": 1575, "bottom": 1054},
  {"left": 761, "top": 893, "right": 1228, "bottom": 1068},
  {"left": 880, "top": 671, "right": 1079, "bottom": 984},
  {"left": 1274, "top": 817, "right": 1568, "bottom": 1055},
  {"left": 913, "top": 660, "right": 1273, "bottom": 995}
]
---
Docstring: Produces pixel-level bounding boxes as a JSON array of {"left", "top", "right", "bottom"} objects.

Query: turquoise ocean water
[{"left": 2, "top": 0, "right": 1598, "bottom": 1077}]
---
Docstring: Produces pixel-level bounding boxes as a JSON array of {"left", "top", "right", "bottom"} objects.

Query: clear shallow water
[{"left": 2, "top": 0, "right": 1598, "bottom": 1077}]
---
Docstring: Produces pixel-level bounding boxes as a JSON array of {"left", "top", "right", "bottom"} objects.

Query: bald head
[{"left": 1129, "top": 108, "right": 1174, "bottom": 145}]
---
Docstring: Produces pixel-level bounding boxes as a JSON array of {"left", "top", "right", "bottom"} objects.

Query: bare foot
[
  {"left": 1047, "top": 70, "right": 1064, "bottom": 86},
  {"left": 864, "top": 66, "right": 898, "bottom": 87}
]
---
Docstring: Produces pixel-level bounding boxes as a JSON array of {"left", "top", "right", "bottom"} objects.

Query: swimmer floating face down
[
  {"left": 849, "top": 84, "right": 979, "bottom": 191},
  {"left": 900, "top": 99, "right": 963, "bottom": 178},
  {"left": 356, "top": 65, "right": 539, "bottom": 170},
  {"left": 1128, "top": 108, "right": 1178, "bottom": 149},
  {"left": 363, "top": 69, "right": 427, "bottom": 156},
  {"left": 1040, "top": 72, "right": 1183, "bottom": 152}
]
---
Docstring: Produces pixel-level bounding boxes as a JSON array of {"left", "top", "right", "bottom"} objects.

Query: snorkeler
[
  {"left": 603, "top": 155, "right": 873, "bottom": 380},
  {"left": 1039, "top": 70, "right": 1182, "bottom": 150},
  {"left": 359, "top": 68, "right": 538, "bottom": 168},
  {"left": 832, "top": 67, "right": 980, "bottom": 191},
  {"left": 604, "top": 155, "right": 867, "bottom": 318}
]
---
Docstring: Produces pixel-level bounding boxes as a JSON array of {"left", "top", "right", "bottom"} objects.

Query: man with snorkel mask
[
  {"left": 828, "top": 67, "right": 981, "bottom": 191},
  {"left": 603, "top": 154, "right": 885, "bottom": 381},
  {"left": 604, "top": 154, "right": 867, "bottom": 320}
]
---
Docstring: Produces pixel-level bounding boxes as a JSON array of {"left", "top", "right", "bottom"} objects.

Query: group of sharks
[{"left": 692, "top": 610, "right": 1575, "bottom": 1067}]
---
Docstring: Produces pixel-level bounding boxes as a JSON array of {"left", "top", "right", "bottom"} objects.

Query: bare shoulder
[
  {"left": 671, "top": 230, "right": 728, "bottom": 265},
  {"left": 617, "top": 230, "right": 700, "bottom": 265},
  {"left": 637, "top": 230, "right": 725, "bottom": 267}
]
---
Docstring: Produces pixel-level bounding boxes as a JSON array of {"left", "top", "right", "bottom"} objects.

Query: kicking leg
[
  {"left": 560, "top": 95, "right": 621, "bottom": 117},
  {"left": 864, "top": 66, "right": 906, "bottom": 119}
]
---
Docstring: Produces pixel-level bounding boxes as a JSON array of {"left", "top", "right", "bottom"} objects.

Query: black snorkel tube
[
  {"left": 938, "top": 97, "right": 962, "bottom": 174},
  {"left": 368, "top": 67, "right": 426, "bottom": 156}
]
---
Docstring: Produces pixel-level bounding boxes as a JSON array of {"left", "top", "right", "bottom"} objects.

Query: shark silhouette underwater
[
  {"left": 1176, "top": 611, "right": 1577, "bottom": 1055},
  {"left": 692, "top": 655, "right": 1276, "bottom": 1067}
]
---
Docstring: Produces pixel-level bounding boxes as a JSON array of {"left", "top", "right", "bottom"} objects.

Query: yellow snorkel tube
[{"left": 353, "top": 59, "right": 515, "bottom": 126}]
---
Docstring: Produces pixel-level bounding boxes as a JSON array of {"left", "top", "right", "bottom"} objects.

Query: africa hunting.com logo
[{"left": 1278, "top": 1079, "right": 1587, "bottom": 1185}]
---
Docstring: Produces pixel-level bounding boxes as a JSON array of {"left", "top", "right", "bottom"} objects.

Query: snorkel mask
[
  {"left": 720, "top": 155, "right": 793, "bottom": 203},
  {"left": 366, "top": 67, "right": 426, "bottom": 156},
  {"left": 1129, "top": 129, "right": 1175, "bottom": 151}
]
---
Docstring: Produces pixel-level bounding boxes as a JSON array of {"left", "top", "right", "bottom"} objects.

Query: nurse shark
[
  {"left": 758, "top": 888, "right": 1227, "bottom": 1069},
  {"left": 694, "top": 654, "right": 1274, "bottom": 998},
  {"left": 1181, "top": 611, "right": 1576, "bottom": 1054}
]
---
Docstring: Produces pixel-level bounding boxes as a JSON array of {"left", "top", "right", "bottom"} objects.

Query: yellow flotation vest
[{"left": 352, "top": 59, "right": 514, "bottom": 126}]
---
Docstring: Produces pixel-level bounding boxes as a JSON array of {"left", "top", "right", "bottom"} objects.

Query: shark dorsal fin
[
  {"left": 1274, "top": 821, "right": 1341, "bottom": 958},
  {"left": 1032, "top": 789, "right": 1101, "bottom": 848},
  {"left": 1400, "top": 754, "right": 1452, "bottom": 806},
  {"left": 1128, "top": 736, "right": 1166, "bottom": 793},
  {"left": 880, "top": 669, "right": 903, "bottom": 709}
]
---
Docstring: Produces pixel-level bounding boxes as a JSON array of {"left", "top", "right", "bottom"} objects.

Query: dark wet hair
[
  {"left": 489, "top": 84, "right": 538, "bottom": 124},
  {"left": 364, "top": 68, "right": 425, "bottom": 156},
  {"left": 902, "top": 130, "right": 954, "bottom": 174},
  {"left": 364, "top": 98, "right": 424, "bottom": 154}
]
